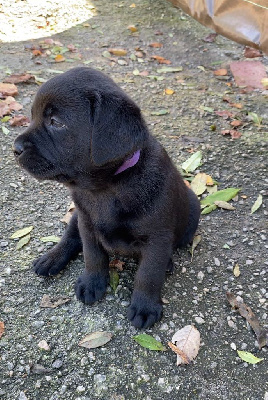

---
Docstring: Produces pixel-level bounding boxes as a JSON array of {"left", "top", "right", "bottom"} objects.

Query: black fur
[{"left": 13, "top": 67, "right": 200, "bottom": 329}]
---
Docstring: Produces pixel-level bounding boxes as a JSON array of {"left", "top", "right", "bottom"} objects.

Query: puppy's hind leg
[
  {"left": 33, "top": 211, "right": 82, "bottom": 276},
  {"left": 177, "top": 188, "right": 200, "bottom": 248}
]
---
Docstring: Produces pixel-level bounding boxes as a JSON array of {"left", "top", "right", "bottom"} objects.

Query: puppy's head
[{"left": 13, "top": 67, "right": 148, "bottom": 185}]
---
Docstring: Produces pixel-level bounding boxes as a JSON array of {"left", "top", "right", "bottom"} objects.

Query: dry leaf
[
  {"left": 4, "top": 73, "right": 34, "bottom": 84},
  {"left": 128, "top": 25, "right": 138, "bottom": 33},
  {"left": 230, "top": 120, "right": 243, "bottom": 127},
  {"left": 190, "top": 173, "right": 207, "bottom": 196},
  {"left": 149, "top": 42, "right": 163, "bottom": 48},
  {"left": 0, "top": 82, "right": 18, "bottom": 97},
  {"left": 0, "top": 321, "right": 5, "bottom": 338},
  {"left": 164, "top": 88, "right": 175, "bottom": 95},
  {"left": 244, "top": 47, "right": 262, "bottom": 58},
  {"left": 184, "top": 179, "right": 191, "bottom": 188},
  {"left": 9, "top": 115, "right": 30, "bottom": 127},
  {"left": 214, "top": 69, "right": 228, "bottom": 76},
  {"left": 55, "top": 54, "right": 65, "bottom": 63},
  {"left": 233, "top": 263, "right": 240, "bottom": 277},
  {"left": 190, "top": 235, "right": 201, "bottom": 261},
  {"left": 221, "top": 130, "right": 242, "bottom": 139},
  {"left": 109, "top": 48, "right": 127, "bottom": 56},
  {"left": 226, "top": 292, "right": 268, "bottom": 349},
  {"left": 214, "top": 200, "right": 235, "bottom": 210},
  {"left": 151, "top": 55, "right": 171, "bottom": 64},
  {"left": 206, "top": 175, "right": 214, "bottom": 186},
  {"left": 79, "top": 331, "right": 112, "bottom": 349},
  {"left": 61, "top": 201, "right": 76, "bottom": 224},
  {"left": 109, "top": 259, "right": 125, "bottom": 271},
  {"left": 40, "top": 294, "right": 71, "bottom": 308},
  {"left": 170, "top": 325, "right": 200, "bottom": 365},
  {"left": 231, "top": 103, "right": 243, "bottom": 109}
]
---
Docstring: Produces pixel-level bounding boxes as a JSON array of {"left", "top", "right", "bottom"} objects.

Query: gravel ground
[{"left": 0, "top": 1, "right": 267, "bottom": 399}]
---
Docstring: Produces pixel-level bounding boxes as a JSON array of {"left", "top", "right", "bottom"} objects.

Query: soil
[{"left": 0, "top": 1, "right": 267, "bottom": 399}]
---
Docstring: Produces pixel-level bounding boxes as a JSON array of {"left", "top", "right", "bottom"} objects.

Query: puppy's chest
[{"left": 73, "top": 192, "right": 144, "bottom": 252}]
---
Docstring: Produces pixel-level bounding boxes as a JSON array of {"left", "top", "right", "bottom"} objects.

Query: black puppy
[{"left": 13, "top": 67, "right": 200, "bottom": 329}]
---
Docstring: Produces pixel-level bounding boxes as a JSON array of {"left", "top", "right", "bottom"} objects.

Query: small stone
[
  {"left": 76, "top": 386, "right": 86, "bottom": 393},
  {"left": 94, "top": 374, "right": 106, "bottom": 384},
  {"left": 18, "top": 392, "right": 28, "bottom": 400},
  {"left": 1, "top": 241, "right": 9, "bottom": 247},
  {"left": 230, "top": 342, "right": 236, "bottom": 350},
  {"left": 228, "top": 320, "right": 236, "bottom": 329},
  {"left": 181, "top": 267, "right": 187, "bottom": 273},
  {"left": 214, "top": 258, "right": 220, "bottom": 266},
  {"left": 38, "top": 340, "right": 50, "bottom": 351},
  {"left": 195, "top": 316, "right": 205, "bottom": 324},
  {"left": 52, "top": 359, "right": 63, "bottom": 369},
  {"left": 197, "top": 271, "right": 204, "bottom": 281},
  {"left": 207, "top": 267, "right": 213, "bottom": 274},
  {"left": 121, "top": 300, "right": 130, "bottom": 307},
  {"left": 158, "top": 377, "right": 165, "bottom": 385}
]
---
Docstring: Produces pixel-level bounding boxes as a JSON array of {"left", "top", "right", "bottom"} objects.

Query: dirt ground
[{"left": 0, "top": 1, "right": 267, "bottom": 399}]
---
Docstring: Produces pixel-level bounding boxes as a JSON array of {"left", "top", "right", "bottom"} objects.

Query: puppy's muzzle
[{"left": 13, "top": 138, "right": 25, "bottom": 157}]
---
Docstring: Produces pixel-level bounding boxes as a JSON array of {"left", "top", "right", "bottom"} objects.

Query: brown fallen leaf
[
  {"left": 109, "top": 259, "right": 125, "bottom": 271},
  {"left": 221, "top": 130, "right": 242, "bottom": 139},
  {"left": 164, "top": 88, "right": 175, "bottom": 95},
  {"left": 244, "top": 47, "right": 262, "bottom": 58},
  {"left": 79, "top": 331, "right": 113, "bottom": 349},
  {"left": 169, "top": 325, "right": 200, "bottom": 365},
  {"left": 109, "top": 48, "right": 127, "bottom": 56},
  {"left": 151, "top": 55, "right": 171, "bottom": 65},
  {"left": 9, "top": 115, "right": 30, "bottom": 127},
  {"left": 40, "top": 294, "right": 71, "bottom": 308},
  {"left": 4, "top": 73, "right": 35, "bottom": 84},
  {"left": 215, "top": 110, "right": 235, "bottom": 119},
  {"left": 149, "top": 42, "right": 163, "bottom": 48},
  {"left": 32, "top": 49, "right": 42, "bottom": 57},
  {"left": 230, "top": 120, "right": 243, "bottom": 127},
  {"left": 226, "top": 292, "right": 268, "bottom": 349},
  {"left": 0, "top": 102, "right": 11, "bottom": 118},
  {"left": 0, "top": 82, "right": 18, "bottom": 97},
  {"left": 61, "top": 201, "right": 76, "bottom": 224},
  {"left": 214, "top": 69, "right": 228, "bottom": 76},
  {"left": 202, "top": 33, "right": 217, "bottom": 43},
  {"left": 0, "top": 321, "right": 5, "bottom": 338}
]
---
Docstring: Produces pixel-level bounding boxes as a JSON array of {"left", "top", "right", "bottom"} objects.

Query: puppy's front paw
[
  {"left": 33, "top": 250, "right": 69, "bottom": 276},
  {"left": 75, "top": 272, "right": 109, "bottom": 305},
  {"left": 127, "top": 291, "right": 163, "bottom": 329}
]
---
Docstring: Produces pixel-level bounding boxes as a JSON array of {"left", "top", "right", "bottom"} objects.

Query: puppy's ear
[{"left": 91, "top": 95, "right": 148, "bottom": 166}]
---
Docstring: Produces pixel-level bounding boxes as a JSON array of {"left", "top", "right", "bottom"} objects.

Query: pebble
[
  {"left": 230, "top": 342, "right": 236, "bottom": 350},
  {"left": 38, "top": 340, "right": 50, "bottom": 351},
  {"left": 76, "top": 386, "right": 86, "bottom": 393},
  {"left": 32, "top": 320, "right": 45, "bottom": 328},
  {"left": 197, "top": 271, "right": 204, "bottom": 281},
  {"left": 195, "top": 316, "right": 205, "bottom": 324},
  {"left": 52, "top": 359, "right": 63, "bottom": 369},
  {"left": 94, "top": 374, "right": 106, "bottom": 383},
  {"left": 18, "top": 392, "right": 28, "bottom": 400},
  {"left": 214, "top": 258, "right": 220, "bottom": 266}
]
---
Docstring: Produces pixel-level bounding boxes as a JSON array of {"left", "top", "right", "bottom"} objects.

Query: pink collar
[{"left": 114, "top": 150, "right": 141, "bottom": 175}]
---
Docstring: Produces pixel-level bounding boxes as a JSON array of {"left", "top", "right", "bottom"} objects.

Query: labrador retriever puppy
[{"left": 13, "top": 67, "right": 200, "bottom": 329}]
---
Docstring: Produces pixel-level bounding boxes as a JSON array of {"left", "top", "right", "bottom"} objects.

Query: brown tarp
[{"left": 167, "top": 0, "right": 268, "bottom": 55}]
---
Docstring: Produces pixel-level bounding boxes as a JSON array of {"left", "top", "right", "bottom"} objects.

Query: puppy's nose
[{"left": 13, "top": 139, "right": 25, "bottom": 156}]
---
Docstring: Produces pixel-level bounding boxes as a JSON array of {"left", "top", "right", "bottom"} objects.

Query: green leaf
[
  {"left": 10, "top": 226, "right": 34, "bottom": 239},
  {"left": 151, "top": 109, "right": 169, "bottom": 116},
  {"left": 237, "top": 350, "right": 264, "bottom": 364},
  {"left": 147, "top": 75, "right": 165, "bottom": 81},
  {"left": 40, "top": 235, "right": 61, "bottom": 243},
  {"left": 200, "top": 106, "right": 214, "bottom": 113},
  {"left": 181, "top": 151, "right": 202, "bottom": 173},
  {"left": 223, "top": 243, "right": 230, "bottom": 249},
  {"left": 1, "top": 115, "right": 11, "bottom": 123},
  {"left": 16, "top": 234, "right": 31, "bottom": 249},
  {"left": 133, "top": 334, "right": 166, "bottom": 351},
  {"left": 109, "top": 269, "right": 119, "bottom": 292},
  {"left": 2, "top": 126, "right": 9, "bottom": 135},
  {"left": 201, "top": 204, "right": 217, "bottom": 214},
  {"left": 200, "top": 188, "right": 240, "bottom": 206},
  {"left": 248, "top": 112, "right": 262, "bottom": 126},
  {"left": 156, "top": 66, "right": 183, "bottom": 73},
  {"left": 251, "top": 194, "right": 262, "bottom": 214}
]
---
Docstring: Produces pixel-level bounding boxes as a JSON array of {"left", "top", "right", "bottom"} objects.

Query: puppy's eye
[{"left": 50, "top": 117, "right": 65, "bottom": 128}]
